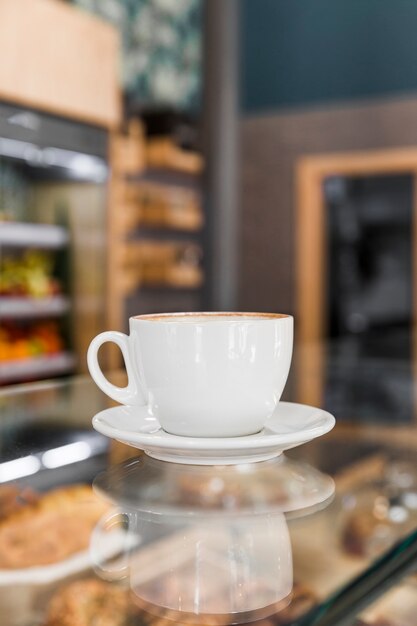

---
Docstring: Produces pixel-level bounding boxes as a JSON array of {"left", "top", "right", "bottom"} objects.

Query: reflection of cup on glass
[
  {"left": 90, "top": 456, "right": 334, "bottom": 623},
  {"left": 87, "top": 312, "right": 293, "bottom": 438},
  {"left": 91, "top": 507, "right": 293, "bottom": 623}
]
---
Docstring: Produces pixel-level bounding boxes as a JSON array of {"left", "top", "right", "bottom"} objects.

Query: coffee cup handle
[
  {"left": 90, "top": 509, "right": 135, "bottom": 582},
  {"left": 87, "top": 331, "right": 146, "bottom": 405}
]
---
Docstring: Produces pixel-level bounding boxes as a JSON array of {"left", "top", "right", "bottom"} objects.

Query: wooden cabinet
[{"left": 0, "top": 0, "right": 121, "bottom": 128}]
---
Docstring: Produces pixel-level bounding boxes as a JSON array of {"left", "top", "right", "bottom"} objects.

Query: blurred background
[{"left": 1, "top": 0, "right": 417, "bottom": 425}]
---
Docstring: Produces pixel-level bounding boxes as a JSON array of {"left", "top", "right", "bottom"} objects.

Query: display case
[
  {"left": 0, "top": 222, "right": 74, "bottom": 384},
  {"left": 0, "top": 102, "right": 110, "bottom": 384},
  {"left": 1, "top": 347, "right": 417, "bottom": 626}
]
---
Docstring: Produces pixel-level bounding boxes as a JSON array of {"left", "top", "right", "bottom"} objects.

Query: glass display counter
[{"left": 1, "top": 355, "right": 417, "bottom": 626}]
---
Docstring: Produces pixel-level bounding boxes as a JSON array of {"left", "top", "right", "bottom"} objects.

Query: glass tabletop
[{"left": 1, "top": 349, "right": 417, "bottom": 626}]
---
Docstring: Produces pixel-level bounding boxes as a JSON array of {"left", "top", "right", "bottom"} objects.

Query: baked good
[
  {"left": 342, "top": 510, "right": 378, "bottom": 557},
  {"left": 139, "top": 581, "right": 316, "bottom": 626},
  {"left": 0, "top": 484, "right": 109, "bottom": 569},
  {"left": 273, "top": 582, "right": 317, "bottom": 624},
  {"left": 355, "top": 618, "right": 394, "bottom": 626},
  {"left": 43, "top": 577, "right": 316, "bottom": 626},
  {"left": 43, "top": 579, "right": 131, "bottom": 626},
  {"left": 177, "top": 471, "right": 289, "bottom": 510},
  {"left": 342, "top": 509, "right": 393, "bottom": 558},
  {"left": 0, "top": 485, "right": 38, "bottom": 521},
  {"left": 177, "top": 473, "right": 244, "bottom": 509}
]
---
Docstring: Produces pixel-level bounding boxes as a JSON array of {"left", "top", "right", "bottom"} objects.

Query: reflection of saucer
[
  {"left": 92, "top": 402, "right": 335, "bottom": 465},
  {"left": 94, "top": 455, "right": 335, "bottom": 517}
]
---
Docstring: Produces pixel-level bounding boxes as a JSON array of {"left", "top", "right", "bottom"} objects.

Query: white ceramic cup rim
[{"left": 130, "top": 311, "right": 292, "bottom": 323}]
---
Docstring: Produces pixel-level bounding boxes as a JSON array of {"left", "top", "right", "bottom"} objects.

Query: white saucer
[{"left": 92, "top": 402, "right": 335, "bottom": 465}]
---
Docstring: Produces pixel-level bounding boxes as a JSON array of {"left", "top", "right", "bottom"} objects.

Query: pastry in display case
[
  {"left": 124, "top": 181, "right": 203, "bottom": 233},
  {"left": 43, "top": 579, "right": 131, "bottom": 626},
  {"left": 0, "top": 250, "right": 62, "bottom": 299},
  {"left": 0, "top": 485, "right": 38, "bottom": 521},
  {"left": 122, "top": 240, "right": 203, "bottom": 291},
  {"left": 0, "top": 483, "right": 116, "bottom": 626},
  {"left": 356, "top": 621, "right": 391, "bottom": 625},
  {"left": 41, "top": 579, "right": 317, "bottom": 626},
  {"left": 340, "top": 460, "right": 417, "bottom": 559},
  {"left": 0, "top": 485, "right": 109, "bottom": 569},
  {"left": 0, "top": 220, "right": 75, "bottom": 384},
  {"left": 0, "top": 321, "right": 65, "bottom": 362}
]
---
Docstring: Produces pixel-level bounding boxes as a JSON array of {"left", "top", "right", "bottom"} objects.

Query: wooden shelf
[
  {"left": 138, "top": 284, "right": 203, "bottom": 294},
  {"left": 106, "top": 123, "right": 205, "bottom": 368},
  {"left": 0, "top": 352, "right": 76, "bottom": 384},
  {"left": 0, "top": 296, "right": 70, "bottom": 319},
  {"left": 0, "top": 222, "right": 69, "bottom": 249},
  {"left": 128, "top": 228, "right": 202, "bottom": 242},
  {"left": 126, "top": 169, "right": 202, "bottom": 191},
  {"left": 146, "top": 137, "right": 203, "bottom": 174},
  {"left": 121, "top": 270, "right": 204, "bottom": 296}
]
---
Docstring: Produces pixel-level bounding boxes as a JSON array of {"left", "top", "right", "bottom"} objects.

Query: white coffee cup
[{"left": 87, "top": 312, "right": 293, "bottom": 438}]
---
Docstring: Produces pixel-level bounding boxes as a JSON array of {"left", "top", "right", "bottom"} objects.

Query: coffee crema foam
[{"left": 134, "top": 312, "right": 289, "bottom": 323}]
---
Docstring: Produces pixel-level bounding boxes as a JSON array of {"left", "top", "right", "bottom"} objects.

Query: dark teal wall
[{"left": 241, "top": 0, "right": 417, "bottom": 113}]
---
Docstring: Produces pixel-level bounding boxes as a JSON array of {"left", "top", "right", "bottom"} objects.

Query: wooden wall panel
[{"left": 0, "top": 0, "right": 121, "bottom": 128}]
